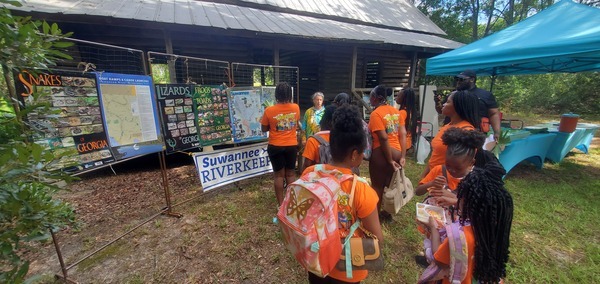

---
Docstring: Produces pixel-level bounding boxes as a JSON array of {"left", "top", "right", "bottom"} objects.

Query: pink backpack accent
[{"left": 277, "top": 165, "right": 353, "bottom": 277}]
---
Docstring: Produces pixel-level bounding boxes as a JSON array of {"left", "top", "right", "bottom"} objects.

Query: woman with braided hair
[
  {"left": 422, "top": 161, "right": 513, "bottom": 284},
  {"left": 395, "top": 87, "right": 417, "bottom": 150},
  {"left": 420, "top": 90, "right": 481, "bottom": 179}
]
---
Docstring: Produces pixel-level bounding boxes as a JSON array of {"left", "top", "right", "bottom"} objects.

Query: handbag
[
  {"left": 382, "top": 168, "right": 414, "bottom": 214},
  {"left": 335, "top": 176, "right": 384, "bottom": 278}
]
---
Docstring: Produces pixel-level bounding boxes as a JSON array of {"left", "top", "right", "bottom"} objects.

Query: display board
[
  {"left": 97, "top": 72, "right": 163, "bottom": 159},
  {"left": 193, "top": 142, "right": 272, "bottom": 191},
  {"left": 15, "top": 70, "right": 114, "bottom": 172},
  {"left": 192, "top": 85, "right": 232, "bottom": 146},
  {"left": 155, "top": 84, "right": 199, "bottom": 153},
  {"left": 228, "top": 87, "right": 276, "bottom": 143}
]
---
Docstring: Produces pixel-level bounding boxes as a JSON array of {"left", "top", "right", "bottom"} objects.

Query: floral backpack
[
  {"left": 418, "top": 222, "right": 469, "bottom": 284},
  {"left": 277, "top": 165, "right": 353, "bottom": 277}
]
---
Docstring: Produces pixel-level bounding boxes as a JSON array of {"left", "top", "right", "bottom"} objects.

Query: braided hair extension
[
  {"left": 442, "top": 127, "right": 486, "bottom": 161},
  {"left": 399, "top": 88, "right": 418, "bottom": 142},
  {"left": 330, "top": 105, "right": 367, "bottom": 163},
  {"left": 453, "top": 162, "right": 513, "bottom": 283},
  {"left": 275, "top": 82, "right": 292, "bottom": 103},
  {"left": 452, "top": 90, "right": 481, "bottom": 131}
]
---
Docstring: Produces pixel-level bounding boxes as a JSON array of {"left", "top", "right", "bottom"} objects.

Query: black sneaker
[{"left": 414, "top": 255, "right": 429, "bottom": 268}]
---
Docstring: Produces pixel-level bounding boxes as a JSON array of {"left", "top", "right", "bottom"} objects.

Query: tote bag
[{"left": 382, "top": 168, "right": 414, "bottom": 214}]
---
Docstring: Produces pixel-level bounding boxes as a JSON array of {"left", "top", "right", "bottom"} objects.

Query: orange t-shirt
[
  {"left": 302, "top": 131, "right": 330, "bottom": 163},
  {"left": 419, "top": 165, "right": 461, "bottom": 190},
  {"left": 399, "top": 109, "right": 412, "bottom": 150},
  {"left": 369, "top": 105, "right": 404, "bottom": 150},
  {"left": 261, "top": 103, "right": 300, "bottom": 146},
  {"left": 434, "top": 225, "right": 476, "bottom": 284},
  {"left": 302, "top": 165, "right": 379, "bottom": 283},
  {"left": 428, "top": 121, "right": 475, "bottom": 169}
]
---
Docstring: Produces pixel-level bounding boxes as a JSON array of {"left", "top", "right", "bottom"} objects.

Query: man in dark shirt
[{"left": 456, "top": 69, "right": 501, "bottom": 141}]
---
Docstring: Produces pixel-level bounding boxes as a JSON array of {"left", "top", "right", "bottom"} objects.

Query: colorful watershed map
[
  {"left": 229, "top": 87, "right": 275, "bottom": 143},
  {"left": 97, "top": 73, "right": 163, "bottom": 159}
]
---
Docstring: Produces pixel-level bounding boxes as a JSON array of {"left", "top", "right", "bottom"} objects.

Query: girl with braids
[
  {"left": 421, "top": 161, "right": 513, "bottom": 284},
  {"left": 303, "top": 105, "right": 382, "bottom": 284},
  {"left": 368, "top": 85, "right": 406, "bottom": 221},
  {"left": 395, "top": 87, "right": 418, "bottom": 150},
  {"left": 421, "top": 90, "right": 481, "bottom": 179},
  {"left": 416, "top": 128, "right": 486, "bottom": 208},
  {"left": 261, "top": 82, "right": 301, "bottom": 205}
]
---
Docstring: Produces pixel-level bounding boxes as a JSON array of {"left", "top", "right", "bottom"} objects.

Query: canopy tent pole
[
  {"left": 490, "top": 75, "right": 497, "bottom": 92},
  {"left": 415, "top": 78, "right": 429, "bottom": 158}
]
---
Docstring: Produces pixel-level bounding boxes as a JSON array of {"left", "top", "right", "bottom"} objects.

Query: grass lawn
[
  {"left": 154, "top": 146, "right": 599, "bottom": 283},
  {"left": 36, "top": 114, "right": 599, "bottom": 283}
]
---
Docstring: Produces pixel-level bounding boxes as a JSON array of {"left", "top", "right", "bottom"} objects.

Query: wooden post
[
  {"left": 351, "top": 46, "right": 357, "bottom": 90},
  {"left": 163, "top": 30, "right": 177, "bottom": 84},
  {"left": 409, "top": 52, "right": 418, "bottom": 88}
]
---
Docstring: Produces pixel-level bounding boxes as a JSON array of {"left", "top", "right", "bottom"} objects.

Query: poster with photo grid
[
  {"left": 15, "top": 70, "right": 114, "bottom": 172},
  {"left": 192, "top": 85, "right": 232, "bottom": 146},
  {"left": 155, "top": 84, "right": 200, "bottom": 154}
]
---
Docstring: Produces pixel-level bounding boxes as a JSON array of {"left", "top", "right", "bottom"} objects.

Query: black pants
[{"left": 308, "top": 273, "right": 360, "bottom": 284}]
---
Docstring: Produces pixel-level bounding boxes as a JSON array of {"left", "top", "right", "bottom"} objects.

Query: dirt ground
[{"left": 25, "top": 152, "right": 311, "bottom": 284}]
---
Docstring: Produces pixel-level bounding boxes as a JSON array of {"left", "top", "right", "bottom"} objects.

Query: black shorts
[{"left": 267, "top": 145, "right": 298, "bottom": 172}]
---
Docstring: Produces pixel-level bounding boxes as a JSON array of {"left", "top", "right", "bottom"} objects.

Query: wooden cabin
[{"left": 9, "top": 0, "right": 461, "bottom": 110}]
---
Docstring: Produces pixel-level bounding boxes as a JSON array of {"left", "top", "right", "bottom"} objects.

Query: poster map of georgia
[
  {"left": 99, "top": 82, "right": 157, "bottom": 146},
  {"left": 97, "top": 73, "right": 163, "bottom": 160}
]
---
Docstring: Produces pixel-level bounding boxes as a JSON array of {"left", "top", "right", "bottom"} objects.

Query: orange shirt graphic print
[
  {"left": 275, "top": 112, "right": 297, "bottom": 131},
  {"left": 383, "top": 113, "right": 400, "bottom": 134}
]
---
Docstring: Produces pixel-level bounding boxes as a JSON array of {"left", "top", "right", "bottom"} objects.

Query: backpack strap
[
  {"left": 342, "top": 175, "right": 360, "bottom": 278},
  {"left": 447, "top": 223, "right": 469, "bottom": 283},
  {"left": 312, "top": 133, "right": 329, "bottom": 146}
]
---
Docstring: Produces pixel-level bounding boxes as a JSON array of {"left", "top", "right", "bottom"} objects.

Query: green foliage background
[{"left": 417, "top": 0, "right": 600, "bottom": 116}]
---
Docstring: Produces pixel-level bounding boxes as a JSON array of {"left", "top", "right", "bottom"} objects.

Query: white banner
[{"left": 193, "top": 142, "right": 272, "bottom": 191}]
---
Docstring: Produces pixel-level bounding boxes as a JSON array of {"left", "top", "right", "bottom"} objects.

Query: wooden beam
[
  {"left": 409, "top": 52, "right": 418, "bottom": 88},
  {"left": 351, "top": 46, "right": 357, "bottom": 90}
]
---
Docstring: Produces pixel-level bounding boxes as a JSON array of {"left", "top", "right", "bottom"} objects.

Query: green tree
[
  {"left": 418, "top": 0, "right": 600, "bottom": 115},
  {"left": 0, "top": 0, "right": 76, "bottom": 282}
]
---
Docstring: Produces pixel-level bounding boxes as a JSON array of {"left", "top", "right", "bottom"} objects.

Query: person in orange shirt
[
  {"left": 416, "top": 128, "right": 486, "bottom": 208},
  {"left": 395, "top": 87, "right": 417, "bottom": 151},
  {"left": 368, "top": 85, "right": 406, "bottom": 221},
  {"left": 415, "top": 128, "right": 487, "bottom": 269},
  {"left": 421, "top": 90, "right": 481, "bottom": 179},
  {"left": 421, "top": 161, "right": 512, "bottom": 284},
  {"left": 261, "top": 82, "right": 301, "bottom": 205},
  {"left": 304, "top": 105, "right": 382, "bottom": 284}
]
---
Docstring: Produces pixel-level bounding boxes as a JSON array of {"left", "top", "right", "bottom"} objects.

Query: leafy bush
[{"left": 0, "top": 0, "right": 76, "bottom": 282}]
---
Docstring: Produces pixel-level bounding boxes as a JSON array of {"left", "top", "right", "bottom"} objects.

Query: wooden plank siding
[{"left": 319, "top": 47, "right": 354, "bottom": 102}]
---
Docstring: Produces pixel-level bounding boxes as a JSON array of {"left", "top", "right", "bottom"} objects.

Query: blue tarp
[{"left": 426, "top": 0, "right": 600, "bottom": 76}]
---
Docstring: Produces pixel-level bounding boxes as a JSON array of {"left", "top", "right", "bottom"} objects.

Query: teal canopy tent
[{"left": 426, "top": 0, "right": 600, "bottom": 76}]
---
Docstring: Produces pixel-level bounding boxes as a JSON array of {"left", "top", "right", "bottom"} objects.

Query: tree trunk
[
  {"left": 1, "top": 64, "right": 20, "bottom": 119},
  {"left": 470, "top": 0, "right": 480, "bottom": 41}
]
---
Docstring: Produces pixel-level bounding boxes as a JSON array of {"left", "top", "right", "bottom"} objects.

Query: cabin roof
[{"left": 10, "top": 0, "right": 461, "bottom": 50}]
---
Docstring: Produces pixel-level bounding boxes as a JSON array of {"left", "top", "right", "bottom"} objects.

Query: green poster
[{"left": 193, "top": 85, "right": 232, "bottom": 146}]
